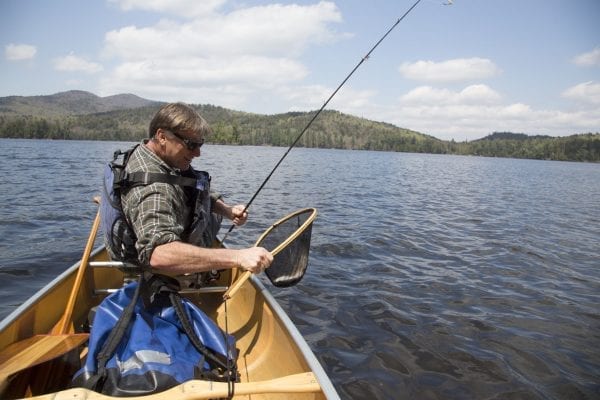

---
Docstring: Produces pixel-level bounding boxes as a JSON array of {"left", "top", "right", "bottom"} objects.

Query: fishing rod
[{"left": 222, "top": 0, "right": 423, "bottom": 242}]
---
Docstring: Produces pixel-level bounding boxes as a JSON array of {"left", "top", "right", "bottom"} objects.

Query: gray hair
[{"left": 148, "top": 103, "right": 212, "bottom": 138}]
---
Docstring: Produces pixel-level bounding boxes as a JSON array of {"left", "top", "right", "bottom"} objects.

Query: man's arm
[
  {"left": 212, "top": 198, "right": 248, "bottom": 226},
  {"left": 149, "top": 240, "right": 272, "bottom": 275}
]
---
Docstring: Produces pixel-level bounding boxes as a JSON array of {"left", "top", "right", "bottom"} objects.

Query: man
[{"left": 120, "top": 102, "right": 272, "bottom": 276}]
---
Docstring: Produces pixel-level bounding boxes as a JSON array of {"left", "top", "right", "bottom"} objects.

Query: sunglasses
[{"left": 166, "top": 130, "right": 205, "bottom": 151}]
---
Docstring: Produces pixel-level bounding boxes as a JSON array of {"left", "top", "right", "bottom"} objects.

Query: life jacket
[{"left": 100, "top": 145, "right": 214, "bottom": 264}]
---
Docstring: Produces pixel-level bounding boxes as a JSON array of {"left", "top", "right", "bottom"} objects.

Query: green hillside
[{"left": 0, "top": 91, "right": 598, "bottom": 162}]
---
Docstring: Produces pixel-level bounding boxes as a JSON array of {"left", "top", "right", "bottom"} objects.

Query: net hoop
[
  {"left": 254, "top": 208, "right": 318, "bottom": 256},
  {"left": 223, "top": 207, "right": 318, "bottom": 298}
]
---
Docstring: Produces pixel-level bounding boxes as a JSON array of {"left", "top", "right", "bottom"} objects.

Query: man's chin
[{"left": 181, "top": 160, "right": 192, "bottom": 170}]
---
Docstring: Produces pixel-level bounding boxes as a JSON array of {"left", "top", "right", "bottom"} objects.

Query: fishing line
[{"left": 222, "top": 0, "right": 423, "bottom": 242}]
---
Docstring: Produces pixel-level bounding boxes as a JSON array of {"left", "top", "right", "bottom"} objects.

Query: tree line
[{"left": 0, "top": 106, "right": 598, "bottom": 162}]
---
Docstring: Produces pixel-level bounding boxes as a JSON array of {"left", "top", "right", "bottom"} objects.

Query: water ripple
[{"left": 2, "top": 142, "right": 599, "bottom": 399}]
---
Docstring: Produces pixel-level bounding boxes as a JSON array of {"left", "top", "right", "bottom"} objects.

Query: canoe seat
[{"left": 88, "top": 261, "right": 228, "bottom": 295}]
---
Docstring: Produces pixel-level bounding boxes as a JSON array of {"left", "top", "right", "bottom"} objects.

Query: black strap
[
  {"left": 110, "top": 145, "right": 199, "bottom": 192},
  {"left": 140, "top": 272, "right": 180, "bottom": 308},
  {"left": 126, "top": 172, "right": 197, "bottom": 189},
  {"left": 168, "top": 291, "right": 231, "bottom": 375},
  {"left": 92, "top": 275, "right": 144, "bottom": 390},
  {"left": 141, "top": 273, "right": 235, "bottom": 380}
]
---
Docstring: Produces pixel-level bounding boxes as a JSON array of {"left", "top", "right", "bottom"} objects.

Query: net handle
[{"left": 223, "top": 208, "right": 317, "bottom": 300}]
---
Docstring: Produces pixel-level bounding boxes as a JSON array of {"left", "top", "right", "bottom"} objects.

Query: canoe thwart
[{"left": 95, "top": 286, "right": 229, "bottom": 295}]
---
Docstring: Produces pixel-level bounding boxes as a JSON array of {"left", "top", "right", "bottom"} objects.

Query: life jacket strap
[{"left": 121, "top": 172, "right": 197, "bottom": 190}]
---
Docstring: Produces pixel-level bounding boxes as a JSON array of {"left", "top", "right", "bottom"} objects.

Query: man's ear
[{"left": 154, "top": 128, "right": 167, "bottom": 143}]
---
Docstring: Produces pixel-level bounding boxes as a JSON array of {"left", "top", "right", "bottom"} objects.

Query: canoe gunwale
[{"left": 248, "top": 274, "right": 340, "bottom": 400}]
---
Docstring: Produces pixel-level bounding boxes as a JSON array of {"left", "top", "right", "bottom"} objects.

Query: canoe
[{"left": 0, "top": 241, "right": 339, "bottom": 399}]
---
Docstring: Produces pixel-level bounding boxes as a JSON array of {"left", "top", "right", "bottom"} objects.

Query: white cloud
[
  {"left": 400, "top": 84, "right": 501, "bottom": 105},
  {"left": 562, "top": 81, "right": 600, "bottom": 105},
  {"left": 103, "top": 2, "right": 343, "bottom": 60},
  {"left": 108, "top": 0, "right": 226, "bottom": 18},
  {"left": 377, "top": 102, "right": 599, "bottom": 141},
  {"left": 399, "top": 58, "right": 501, "bottom": 83},
  {"left": 54, "top": 54, "right": 104, "bottom": 74},
  {"left": 99, "top": 55, "right": 307, "bottom": 104},
  {"left": 98, "top": 1, "right": 345, "bottom": 107},
  {"left": 5, "top": 43, "right": 37, "bottom": 61},
  {"left": 348, "top": 81, "right": 600, "bottom": 141},
  {"left": 572, "top": 47, "right": 600, "bottom": 67},
  {"left": 120, "top": 57, "right": 305, "bottom": 86}
]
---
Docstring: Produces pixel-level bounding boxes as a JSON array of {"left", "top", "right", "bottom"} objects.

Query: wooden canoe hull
[{"left": 0, "top": 247, "right": 339, "bottom": 399}]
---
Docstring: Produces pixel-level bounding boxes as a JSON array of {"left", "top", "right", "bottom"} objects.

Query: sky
[{"left": 1, "top": 0, "right": 599, "bottom": 141}]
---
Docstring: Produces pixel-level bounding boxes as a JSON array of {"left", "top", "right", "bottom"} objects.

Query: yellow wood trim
[
  {"left": 27, "top": 372, "right": 320, "bottom": 400},
  {"left": 52, "top": 197, "right": 101, "bottom": 334},
  {"left": 0, "top": 334, "right": 89, "bottom": 384}
]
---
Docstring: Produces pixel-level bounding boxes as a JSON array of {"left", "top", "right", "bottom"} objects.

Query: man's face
[{"left": 158, "top": 128, "right": 204, "bottom": 170}]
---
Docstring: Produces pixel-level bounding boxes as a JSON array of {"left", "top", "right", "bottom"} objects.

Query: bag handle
[{"left": 89, "top": 275, "right": 144, "bottom": 391}]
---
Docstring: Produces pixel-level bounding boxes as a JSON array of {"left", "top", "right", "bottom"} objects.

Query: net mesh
[{"left": 255, "top": 208, "right": 316, "bottom": 287}]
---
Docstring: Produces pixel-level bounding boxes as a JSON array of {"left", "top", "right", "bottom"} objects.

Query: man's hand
[
  {"left": 230, "top": 204, "right": 248, "bottom": 226},
  {"left": 236, "top": 247, "right": 273, "bottom": 274}
]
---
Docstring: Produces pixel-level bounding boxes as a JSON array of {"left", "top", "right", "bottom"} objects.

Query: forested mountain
[
  {"left": 0, "top": 91, "right": 598, "bottom": 162},
  {"left": 449, "top": 132, "right": 599, "bottom": 162},
  {"left": 0, "top": 90, "right": 158, "bottom": 117},
  {"left": 474, "top": 132, "right": 552, "bottom": 141},
  {"left": 0, "top": 92, "right": 443, "bottom": 150}
]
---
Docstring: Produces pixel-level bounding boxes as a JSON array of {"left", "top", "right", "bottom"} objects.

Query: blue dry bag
[{"left": 72, "top": 274, "right": 238, "bottom": 396}]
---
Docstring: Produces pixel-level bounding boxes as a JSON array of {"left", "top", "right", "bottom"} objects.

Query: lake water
[{"left": 0, "top": 138, "right": 599, "bottom": 399}]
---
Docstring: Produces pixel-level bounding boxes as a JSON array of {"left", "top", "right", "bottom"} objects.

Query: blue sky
[{"left": 1, "top": 0, "right": 599, "bottom": 141}]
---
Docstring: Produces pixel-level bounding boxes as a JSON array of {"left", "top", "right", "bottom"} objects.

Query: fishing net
[{"left": 254, "top": 208, "right": 317, "bottom": 287}]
